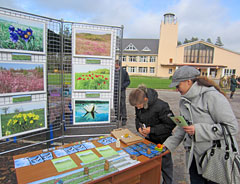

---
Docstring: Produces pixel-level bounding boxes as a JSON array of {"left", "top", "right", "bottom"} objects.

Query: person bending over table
[{"left": 129, "top": 85, "right": 176, "bottom": 184}]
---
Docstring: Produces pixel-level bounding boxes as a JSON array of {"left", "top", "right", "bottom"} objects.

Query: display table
[{"left": 13, "top": 138, "right": 168, "bottom": 184}]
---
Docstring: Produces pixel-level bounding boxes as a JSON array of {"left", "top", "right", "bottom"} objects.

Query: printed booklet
[{"left": 170, "top": 116, "right": 188, "bottom": 127}]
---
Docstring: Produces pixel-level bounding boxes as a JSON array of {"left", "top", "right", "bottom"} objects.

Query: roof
[{"left": 122, "top": 38, "right": 159, "bottom": 55}]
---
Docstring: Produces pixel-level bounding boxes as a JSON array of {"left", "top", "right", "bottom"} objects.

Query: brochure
[
  {"left": 53, "top": 149, "right": 68, "bottom": 158},
  {"left": 52, "top": 156, "right": 78, "bottom": 172},
  {"left": 105, "top": 137, "right": 117, "bottom": 143},
  {"left": 76, "top": 150, "right": 100, "bottom": 164},
  {"left": 82, "top": 142, "right": 96, "bottom": 149},
  {"left": 28, "top": 155, "right": 44, "bottom": 165},
  {"left": 95, "top": 145, "right": 119, "bottom": 158},
  {"left": 40, "top": 152, "right": 53, "bottom": 161},
  {"left": 63, "top": 146, "right": 78, "bottom": 155},
  {"left": 72, "top": 144, "right": 87, "bottom": 152},
  {"left": 14, "top": 157, "right": 30, "bottom": 168},
  {"left": 170, "top": 116, "right": 188, "bottom": 127}
]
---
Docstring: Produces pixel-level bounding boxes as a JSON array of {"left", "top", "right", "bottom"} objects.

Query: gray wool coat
[{"left": 164, "top": 82, "right": 239, "bottom": 174}]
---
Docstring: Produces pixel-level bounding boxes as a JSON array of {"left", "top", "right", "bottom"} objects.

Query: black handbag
[{"left": 199, "top": 124, "right": 240, "bottom": 184}]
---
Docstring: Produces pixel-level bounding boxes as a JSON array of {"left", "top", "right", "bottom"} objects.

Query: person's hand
[
  {"left": 138, "top": 127, "right": 147, "bottom": 137},
  {"left": 160, "top": 144, "right": 169, "bottom": 153},
  {"left": 183, "top": 125, "right": 195, "bottom": 135},
  {"left": 142, "top": 127, "right": 151, "bottom": 135}
]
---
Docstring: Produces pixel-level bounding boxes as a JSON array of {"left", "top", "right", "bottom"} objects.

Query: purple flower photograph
[{"left": 0, "top": 14, "right": 46, "bottom": 54}]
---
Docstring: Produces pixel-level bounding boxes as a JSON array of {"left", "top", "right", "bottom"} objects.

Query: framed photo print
[
  {"left": 0, "top": 100, "right": 47, "bottom": 139},
  {"left": 0, "top": 61, "right": 46, "bottom": 96},
  {"left": 73, "top": 99, "right": 110, "bottom": 125},
  {"left": 0, "top": 13, "right": 46, "bottom": 54},
  {"left": 73, "top": 27, "right": 113, "bottom": 58},
  {"left": 73, "top": 64, "right": 111, "bottom": 92}
]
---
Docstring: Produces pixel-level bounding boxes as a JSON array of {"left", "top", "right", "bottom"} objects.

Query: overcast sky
[{"left": 1, "top": 0, "right": 240, "bottom": 52}]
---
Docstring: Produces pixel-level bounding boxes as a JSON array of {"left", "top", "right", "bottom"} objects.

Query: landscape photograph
[
  {"left": 74, "top": 99, "right": 110, "bottom": 124},
  {"left": 73, "top": 28, "right": 112, "bottom": 58},
  {"left": 73, "top": 64, "right": 111, "bottom": 91},
  {"left": 0, "top": 101, "right": 47, "bottom": 139},
  {"left": 0, "top": 61, "right": 46, "bottom": 96}
]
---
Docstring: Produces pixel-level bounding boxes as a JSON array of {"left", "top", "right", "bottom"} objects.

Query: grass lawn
[{"left": 129, "top": 76, "right": 172, "bottom": 89}]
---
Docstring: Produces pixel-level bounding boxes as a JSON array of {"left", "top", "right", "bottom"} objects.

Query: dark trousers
[
  {"left": 161, "top": 153, "right": 173, "bottom": 184},
  {"left": 114, "top": 90, "right": 127, "bottom": 124},
  {"left": 189, "top": 157, "right": 218, "bottom": 184},
  {"left": 120, "top": 90, "right": 127, "bottom": 123}
]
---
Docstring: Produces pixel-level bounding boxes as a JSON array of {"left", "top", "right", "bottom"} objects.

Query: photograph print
[
  {"left": 0, "top": 101, "right": 47, "bottom": 139},
  {"left": 0, "top": 13, "right": 46, "bottom": 54},
  {"left": 0, "top": 61, "right": 46, "bottom": 96},
  {"left": 73, "top": 64, "right": 111, "bottom": 92},
  {"left": 73, "top": 99, "right": 110, "bottom": 125},
  {"left": 73, "top": 27, "right": 113, "bottom": 58}
]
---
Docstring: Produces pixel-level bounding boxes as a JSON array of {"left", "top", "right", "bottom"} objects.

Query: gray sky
[{"left": 1, "top": 0, "right": 240, "bottom": 52}]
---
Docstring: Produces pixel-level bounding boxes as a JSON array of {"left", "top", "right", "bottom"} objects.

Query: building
[{"left": 120, "top": 13, "right": 240, "bottom": 79}]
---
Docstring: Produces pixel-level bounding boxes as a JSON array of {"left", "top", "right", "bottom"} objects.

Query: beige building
[{"left": 120, "top": 13, "right": 240, "bottom": 79}]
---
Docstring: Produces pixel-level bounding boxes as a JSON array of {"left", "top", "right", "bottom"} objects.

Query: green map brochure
[
  {"left": 95, "top": 145, "right": 119, "bottom": 158},
  {"left": 170, "top": 116, "right": 188, "bottom": 127},
  {"left": 76, "top": 150, "right": 100, "bottom": 164},
  {"left": 51, "top": 156, "right": 78, "bottom": 172}
]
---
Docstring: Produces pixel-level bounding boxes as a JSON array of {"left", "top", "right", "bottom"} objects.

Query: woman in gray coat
[{"left": 163, "top": 66, "right": 239, "bottom": 184}]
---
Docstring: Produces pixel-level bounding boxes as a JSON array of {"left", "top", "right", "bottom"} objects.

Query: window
[
  {"left": 129, "top": 56, "right": 137, "bottom": 62},
  {"left": 122, "top": 56, "right": 126, "bottom": 62},
  {"left": 124, "top": 43, "right": 138, "bottom": 51},
  {"left": 224, "top": 69, "right": 236, "bottom": 76},
  {"left": 169, "top": 58, "right": 173, "bottom": 63},
  {"left": 150, "top": 56, "right": 156, "bottom": 62},
  {"left": 150, "top": 67, "right": 155, "bottom": 73},
  {"left": 128, "top": 66, "right": 137, "bottom": 73},
  {"left": 169, "top": 69, "right": 173, "bottom": 74},
  {"left": 184, "top": 43, "right": 214, "bottom": 64},
  {"left": 142, "top": 46, "right": 151, "bottom": 51},
  {"left": 139, "top": 56, "right": 148, "bottom": 62},
  {"left": 138, "top": 67, "right": 148, "bottom": 73}
]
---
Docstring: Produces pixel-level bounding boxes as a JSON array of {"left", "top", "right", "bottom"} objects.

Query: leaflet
[{"left": 170, "top": 116, "right": 188, "bottom": 127}]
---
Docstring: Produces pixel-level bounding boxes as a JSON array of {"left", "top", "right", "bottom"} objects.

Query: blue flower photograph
[{"left": 0, "top": 14, "right": 45, "bottom": 54}]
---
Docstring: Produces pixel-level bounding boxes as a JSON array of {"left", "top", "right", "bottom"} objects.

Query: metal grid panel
[
  {"left": 0, "top": 8, "right": 63, "bottom": 155},
  {"left": 0, "top": 7, "right": 123, "bottom": 153},
  {"left": 62, "top": 22, "right": 123, "bottom": 142}
]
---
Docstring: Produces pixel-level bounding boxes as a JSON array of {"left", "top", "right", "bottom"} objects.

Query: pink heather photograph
[
  {"left": 0, "top": 61, "right": 46, "bottom": 96},
  {"left": 73, "top": 28, "right": 113, "bottom": 58}
]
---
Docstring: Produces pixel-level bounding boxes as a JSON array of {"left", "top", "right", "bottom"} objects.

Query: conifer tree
[
  {"left": 206, "top": 38, "right": 212, "bottom": 43},
  {"left": 215, "top": 36, "right": 224, "bottom": 46}
]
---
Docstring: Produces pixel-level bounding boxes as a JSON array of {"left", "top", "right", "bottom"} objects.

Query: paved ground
[
  {"left": 124, "top": 88, "right": 240, "bottom": 184},
  {"left": 0, "top": 88, "right": 239, "bottom": 184}
]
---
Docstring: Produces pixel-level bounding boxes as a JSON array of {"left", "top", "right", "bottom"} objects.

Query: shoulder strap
[{"left": 221, "top": 124, "right": 237, "bottom": 152}]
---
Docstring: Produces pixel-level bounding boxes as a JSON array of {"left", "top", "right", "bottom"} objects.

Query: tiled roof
[{"left": 122, "top": 39, "right": 159, "bottom": 55}]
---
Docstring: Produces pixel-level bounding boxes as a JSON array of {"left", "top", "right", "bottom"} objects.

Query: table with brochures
[{"left": 13, "top": 135, "right": 168, "bottom": 184}]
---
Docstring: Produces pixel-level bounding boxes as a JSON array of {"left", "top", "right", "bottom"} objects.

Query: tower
[{"left": 157, "top": 13, "right": 178, "bottom": 76}]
